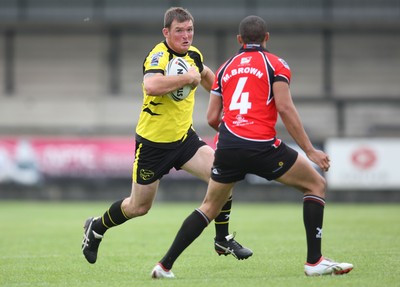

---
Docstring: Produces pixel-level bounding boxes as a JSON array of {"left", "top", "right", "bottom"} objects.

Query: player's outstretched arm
[{"left": 274, "top": 81, "right": 330, "bottom": 171}]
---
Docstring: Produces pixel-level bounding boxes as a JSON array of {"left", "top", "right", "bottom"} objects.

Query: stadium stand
[{"left": 0, "top": 0, "right": 399, "bottom": 140}]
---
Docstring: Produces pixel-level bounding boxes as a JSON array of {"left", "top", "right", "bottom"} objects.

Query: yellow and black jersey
[{"left": 135, "top": 40, "right": 204, "bottom": 147}]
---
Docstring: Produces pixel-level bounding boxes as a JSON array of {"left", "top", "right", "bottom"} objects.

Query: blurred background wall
[{"left": 0, "top": 0, "right": 399, "bottom": 202}]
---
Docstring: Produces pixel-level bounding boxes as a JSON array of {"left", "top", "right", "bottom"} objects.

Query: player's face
[{"left": 163, "top": 20, "right": 194, "bottom": 54}]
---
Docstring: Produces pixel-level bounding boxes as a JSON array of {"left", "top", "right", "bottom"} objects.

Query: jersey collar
[
  {"left": 240, "top": 43, "right": 266, "bottom": 53},
  {"left": 163, "top": 40, "right": 188, "bottom": 57}
]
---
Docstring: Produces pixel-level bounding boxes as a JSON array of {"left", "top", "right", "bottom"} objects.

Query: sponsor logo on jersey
[
  {"left": 244, "top": 43, "right": 261, "bottom": 49},
  {"left": 278, "top": 58, "right": 290, "bottom": 69},
  {"left": 150, "top": 52, "right": 164, "bottom": 66},
  {"left": 240, "top": 56, "right": 252, "bottom": 65},
  {"left": 232, "top": 114, "right": 253, "bottom": 127}
]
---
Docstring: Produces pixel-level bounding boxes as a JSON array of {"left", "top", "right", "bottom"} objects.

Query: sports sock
[
  {"left": 159, "top": 209, "right": 210, "bottom": 270},
  {"left": 92, "top": 199, "right": 130, "bottom": 235},
  {"left": 214, "top": 196, "right": 232, "bottom": 241},
  {"left": 303, "top": 195, "right": 325, "bottom": 264}
]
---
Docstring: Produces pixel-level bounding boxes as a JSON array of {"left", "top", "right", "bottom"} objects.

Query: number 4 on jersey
[{"left": 229, "top": 77, "right": 252, "bottom": 114}]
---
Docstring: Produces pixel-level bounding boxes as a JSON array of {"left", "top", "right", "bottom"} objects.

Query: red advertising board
[
  {"left": 0, "top": 136, "right": 216, "bottom": 185},
  {"left": 0, "top": 137, "right": 135, "bottom": 184}
]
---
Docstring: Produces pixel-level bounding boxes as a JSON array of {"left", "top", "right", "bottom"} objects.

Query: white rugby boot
[{"left": 305, "top": 256, "right": 353, "bottom": 276}]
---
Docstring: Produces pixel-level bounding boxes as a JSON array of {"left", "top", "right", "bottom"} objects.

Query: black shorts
[
  {"left": 133, "top": 129, "right": 207, "bottom": 184},
  {"left": 211, "top": 141, "right": 298, "bottom": 183}
]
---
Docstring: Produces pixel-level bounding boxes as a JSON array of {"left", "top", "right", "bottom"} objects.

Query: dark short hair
[
  {"left": 239, "top": 15, "right": 267, "bottom": 44},
  {"left": 164, "top": 7, "right": 194, "bottom": 28}
]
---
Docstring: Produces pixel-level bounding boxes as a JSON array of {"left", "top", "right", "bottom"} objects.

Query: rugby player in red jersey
[{"left": 151, "top": 15, "right": 353, "bottom": 278}]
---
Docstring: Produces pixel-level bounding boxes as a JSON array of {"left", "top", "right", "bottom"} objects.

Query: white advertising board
[{"left": 325, "top": 138, "right": 400, "bottom": 190}]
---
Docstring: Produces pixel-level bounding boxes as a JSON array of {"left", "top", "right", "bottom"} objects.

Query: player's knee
[
  {"left": 300, "top": 174, "right": 327, "bottom": 197},
  {"left": 199, "top": 205, "right": 219, "bottom": 221},
  {"left": 311, "top": 175, "right": 327, "bottom": 197}
]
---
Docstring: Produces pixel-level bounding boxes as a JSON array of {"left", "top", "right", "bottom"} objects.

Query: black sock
[
  {"left": 92, "top": 199, "right": 129, "bottom": 235},
  {"left": 214, "top": 196, "right": 232, "bottom": 241},
  {"left": 303, "top": 195, "right": 325, "bottom": 264},
  {"left": 160, "top": 209, "right": 210, "bottom": 270}
]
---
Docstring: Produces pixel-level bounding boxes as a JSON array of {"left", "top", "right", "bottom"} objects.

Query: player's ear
[
  {"left": 237, "top": 35, "right": 243, "bottom": 44},
  {"left": 264, "top": 32, "right": 270, "bottom": 42},
  {"left": 162, "top": 27, "right": 169, "bottom": 38},
  {"left": 262, "top": 32, "right": 270, "bottom": 48}
]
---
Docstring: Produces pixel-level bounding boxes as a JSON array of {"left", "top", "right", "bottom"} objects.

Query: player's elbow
[
  {"left": 143, "top": 76, "right": 163, "bottom": 96},
  {"left": 207, "top": 117, "right": 220, "bottom": 131},
  {"left": 277, "top": 103, "right": 297, "bottom": 121},
  {"left": 143, "top": 84, "right": 158, "bottom": 96}
]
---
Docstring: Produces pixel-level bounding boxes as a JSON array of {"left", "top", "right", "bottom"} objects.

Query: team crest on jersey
[
  {"left": 241, "top": 57, "right": 252, "bottom": 65},
  {"left": 150, "top": 52, "right": 164, "bottom": 66},
  {"left": 279, "top": 58, "right": 290, "bottom": 69}
]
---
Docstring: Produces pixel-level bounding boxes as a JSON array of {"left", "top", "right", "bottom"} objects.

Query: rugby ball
[{"left": 165, "top": 57, "right": 192, "bottom": 101}]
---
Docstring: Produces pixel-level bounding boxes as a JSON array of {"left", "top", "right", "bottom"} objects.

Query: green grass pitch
[{"left": 1, "top": 201, "right": 399, "bottom": 287}]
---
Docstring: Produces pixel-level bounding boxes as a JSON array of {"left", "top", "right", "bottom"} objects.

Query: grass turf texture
[{"left": 1, "top": 201, "right": 399, "bottom": 287}]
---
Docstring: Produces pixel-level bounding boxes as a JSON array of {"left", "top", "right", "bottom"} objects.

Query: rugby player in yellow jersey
[{"left": 81, "top": 7, "right": 252, "bottom": 267}]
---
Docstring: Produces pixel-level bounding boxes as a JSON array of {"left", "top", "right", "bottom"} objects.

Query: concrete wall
[{"left": 1, "top": 31, "right": 399, "bottom": 140}]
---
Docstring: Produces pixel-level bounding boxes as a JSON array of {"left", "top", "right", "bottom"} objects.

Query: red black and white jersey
[{"left": 211, "top": 44, "right": 291, "bottom": 148}]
